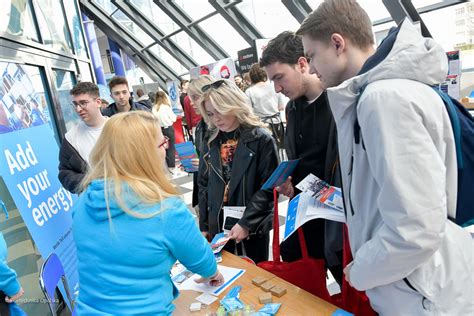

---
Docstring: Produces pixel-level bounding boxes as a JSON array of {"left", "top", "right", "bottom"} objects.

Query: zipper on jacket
[
  {"left": 211, "top": 152, "right": 226, "bottom": 233},
  {"left": 403, "top": 277, "right": 427, "bottom": 305},
  {"left": 348, "top": 155, "right": 355, "bottom": 216}
]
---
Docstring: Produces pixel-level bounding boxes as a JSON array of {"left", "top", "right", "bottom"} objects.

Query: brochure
[
  {"left": 283, "top": 192, "right": 345, "bottom": 241},
  {"left": 210, "top": 232, "right": 231, "bottom": 254},
  {"left": 261, "top": 159, "right": 300, "bottom": 190},
  {"left": 175, "top": 141, "right": 198, "bottom": 172},
  {"left": 296, "top": 174, "right": 344, "bottom": 211}
]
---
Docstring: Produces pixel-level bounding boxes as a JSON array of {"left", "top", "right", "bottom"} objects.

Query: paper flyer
[
  {"left": 210, "top": 232, "right": 230, "bottom": 254},
  {"left": 261, "top": 159, "right": 300, "bottom": 190},
  {"left": 175, "top": 265, "right": 245, "bottom": 296},
  {"left": 283, "top": 192, "right": 345, "bottom": 241},
  {"left": 175, "top": 141, "right": 199, "bottom": 172},
  {"left": 296, "top": 174, "right": 344, "bottom": 211}
]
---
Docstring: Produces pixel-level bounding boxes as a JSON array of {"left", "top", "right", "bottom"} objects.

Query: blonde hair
[
  {"left": 153, "top": 90, "right": 171, "bottom": 112},
  {"left": 187, "top": 75, "right": 215, "bottom": 105},
  {"left": 198, "top": 79, "right": 265, "bottom": 144},
  {"left": 81, "top": 111, "right": 178, "bottom": 219}
]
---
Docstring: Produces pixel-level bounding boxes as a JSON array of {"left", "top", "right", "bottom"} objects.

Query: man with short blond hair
[{"left": 297, "top": 0, "right": 472, "bottom": 313}]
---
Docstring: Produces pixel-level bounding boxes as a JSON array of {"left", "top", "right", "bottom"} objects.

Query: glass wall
[
  {"left": 64, "top": 0, "right": 89, "bottom": 59},
  {"left": 33, "top": 0, "right": 73, "bottom": 54},
  {"left": 52, "top": 70, "right": 77, "bottom": 132},
  {"left": 0, "top": 0, "right": 39, "bottom": 41}
]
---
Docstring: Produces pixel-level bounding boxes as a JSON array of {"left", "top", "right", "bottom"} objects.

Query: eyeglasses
[
  {"left": 201, "top": 80, "right": 226, "bottom": 93},
  {"left": 71, "top": 100, "right": 91, "bottom": 110},
  {"left": 158, "top": 136, "right": 170, "bottom": 150}
]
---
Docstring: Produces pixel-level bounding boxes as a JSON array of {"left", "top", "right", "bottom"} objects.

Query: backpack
[{"left": 354, "top": 87, "right": 474, "bottom": 226}]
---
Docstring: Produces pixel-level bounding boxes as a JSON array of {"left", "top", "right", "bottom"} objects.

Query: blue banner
[{"left": 0, "top": 124, "right": 78, "bottom": 301}]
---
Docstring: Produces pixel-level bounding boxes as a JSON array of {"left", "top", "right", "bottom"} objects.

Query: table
[{"left": 174, "top": 251, "right": 341, "bottom": 315}]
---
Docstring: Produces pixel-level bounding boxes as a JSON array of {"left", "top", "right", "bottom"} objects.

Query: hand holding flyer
[{"left": 210, "top": 232, "right": 231, "bottom": 254}]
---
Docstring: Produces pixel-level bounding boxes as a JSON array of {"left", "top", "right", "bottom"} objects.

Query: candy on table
[
  {"left": 260, "top": 281, "right": 275, "bottom": 292},
  {"left": 258, "top": 292, "right": 273, "bottom": 304},
  {"left": 190, "top": 302, "right": 202, "bottom": 312},
  {"left": 270, "top": 285, "right": 287, "bottom": 297},
  {"left": 251, "top": 276, "right": 268, "bottom": 286}
]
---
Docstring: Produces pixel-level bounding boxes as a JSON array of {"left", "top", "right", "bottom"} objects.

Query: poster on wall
[
  {"left": 440, "top": 50, "right": 461, "bottom": 100},
  {"left": 0, "top": 63, "right": 51, "bottom": 134},
  {"left": 0, "top": 62, "right": 78, "bottom": 305},
  {"left": 166, "top": 79, "right": 182, "bottom": 114},
  {"left": 189, "top": 57, "right": 237, "bottom": 81}
]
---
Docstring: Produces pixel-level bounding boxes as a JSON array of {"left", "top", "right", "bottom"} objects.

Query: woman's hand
[
  {"left": 275, "top": 176, "right": 294, "bottom": 198},
  {"left": 194, "top": 270, "right": 225, "bottom": 287},
  {"left": 5, "top": 287, "right": 24, "bottom": 303},
  {"left": 229, "top": 223, "right": 249, "bottom": 243}
]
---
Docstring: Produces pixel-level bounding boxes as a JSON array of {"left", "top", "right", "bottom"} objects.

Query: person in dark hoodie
[
  {"left": 73, "top": 111, "right": 223, "bottom": 314},
  {"left": 135, "top": 88, "right": 153, "bottom": 109},
  {"left": 297, "top": 0, "right": 472, "bottom": 314},
  {"left": 102, "top": 76, "right": 149, "bottom": 117}
]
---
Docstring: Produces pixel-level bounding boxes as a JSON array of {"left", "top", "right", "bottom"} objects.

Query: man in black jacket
[
  {"left": 260, "top": 31, "right": 343, "bottom": 284},
  {"left": 135, "top": 88, "right": 153, "bottom": 109},
  {"left": 102, "top": 76, "right": 149, "bottom": 117},
  {"left": 58, "top": 82, "right": 108, "bottom": 193}
]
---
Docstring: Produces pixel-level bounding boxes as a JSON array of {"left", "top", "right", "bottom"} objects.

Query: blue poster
[{"left": 0, "top": 124, "right": 78, "bottom": 302}]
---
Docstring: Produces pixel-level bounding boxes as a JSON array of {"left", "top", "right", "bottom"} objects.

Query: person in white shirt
[
  {"left": 58, "top": 82, "right": 108, "bottom": 193},
  {"left": 152, "top": 91, "right": 177, "bottom": 169}
]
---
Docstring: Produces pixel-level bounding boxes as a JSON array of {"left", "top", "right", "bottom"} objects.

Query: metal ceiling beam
[
  {"left": 208, "top": 0, "right": 263, "bottom": 45},
  {"left": 153, "top": 0, "right": 229, "bottom": 60},
  {"left": 80, "top": 0, "right": 181, "bottom": 84},
  {"left": 374, "top": 0, "right": 467, "bottom": 26},
  {"left": 80, "top": 2, "right": 166, "bottom": 88},
  {"left": 281, "top": 0, "right": 312, "bottom": 24},
  {"left": 112, "top": 0, "right": 198, "bottom": 70}
]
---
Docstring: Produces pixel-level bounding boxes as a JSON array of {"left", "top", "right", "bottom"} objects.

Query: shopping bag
[
  {"left": 338, "top": 225, "right": 376, "bottom": 316},
  {"left": 257, "top": 189, "right": 331, "bottom": 301}
]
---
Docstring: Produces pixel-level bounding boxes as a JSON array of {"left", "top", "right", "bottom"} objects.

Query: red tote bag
[
  {"left": 337, "top": 225, "right": 376, "bottom": 316},
  {"left": 257, "top": 189, "right": 331, "bottom": 301}
]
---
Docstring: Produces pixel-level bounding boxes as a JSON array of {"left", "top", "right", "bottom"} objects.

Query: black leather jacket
[{"left": 198, "top": 125, "right": 278, "bottom": 238}]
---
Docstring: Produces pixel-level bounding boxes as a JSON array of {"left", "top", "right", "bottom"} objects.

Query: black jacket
[
  {"left": 101, "top": 100, "right": 150, "bottom": 117},
  {"left": 198, "top": 125, "right": 278, "bottom": 237},
  {"left": 58, "top": 139, "right": 88, "bottom": 193},
  {"left": 284, "top": 91, "right": 343, "bottom": 268}
]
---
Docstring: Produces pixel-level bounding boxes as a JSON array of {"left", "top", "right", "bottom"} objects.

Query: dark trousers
[
  {"left": 224, "top": 233, "right": 269, "bottom": 264},
  {"left": 162, "top": 126, "right": 176, "bottom": 168}
]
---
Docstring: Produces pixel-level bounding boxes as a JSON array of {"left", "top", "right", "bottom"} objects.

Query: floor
[{"left": 1, "top": 167, "right": 339, "bottom": 316}]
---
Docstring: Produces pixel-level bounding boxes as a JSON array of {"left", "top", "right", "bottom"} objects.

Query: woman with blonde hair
[
  {"left": 73, "top": 111, "right": 223, "bottom": 315},
  {"left": 153, "top": 91, "right": 177, "bottom": 169},
  {"left": 187, "top": 75, "right": 215, "bottom": 208},
  {"left": 197, "top": 79, "right": 278, "bottom": 263}
]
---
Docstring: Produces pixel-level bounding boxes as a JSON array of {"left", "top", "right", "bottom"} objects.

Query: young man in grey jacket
[{"left": 297, "top": 0, "right": 472, "bottom": 314}]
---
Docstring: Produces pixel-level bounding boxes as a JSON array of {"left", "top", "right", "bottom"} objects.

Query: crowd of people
[{"left": 1, "top": 0, "right": 469, "bottom": 314}]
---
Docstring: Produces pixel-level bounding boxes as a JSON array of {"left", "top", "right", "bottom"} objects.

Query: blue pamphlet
[
  {"left": 175, "top": 141, "right": 199, "bottom": 172},
  {"left": 261, "top": 159, "right": 300, "bottom": 190}
]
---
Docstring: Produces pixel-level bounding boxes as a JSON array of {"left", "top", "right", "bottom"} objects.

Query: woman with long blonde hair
[
  {"left": 73, "top": 111, "right": 222, "bottom": 315},
  {"left": 197, "top": 79, "right": 278, "bottom": 263},
  {"left": 153, "top": 90, "right": 177, "bottom": 169}
]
